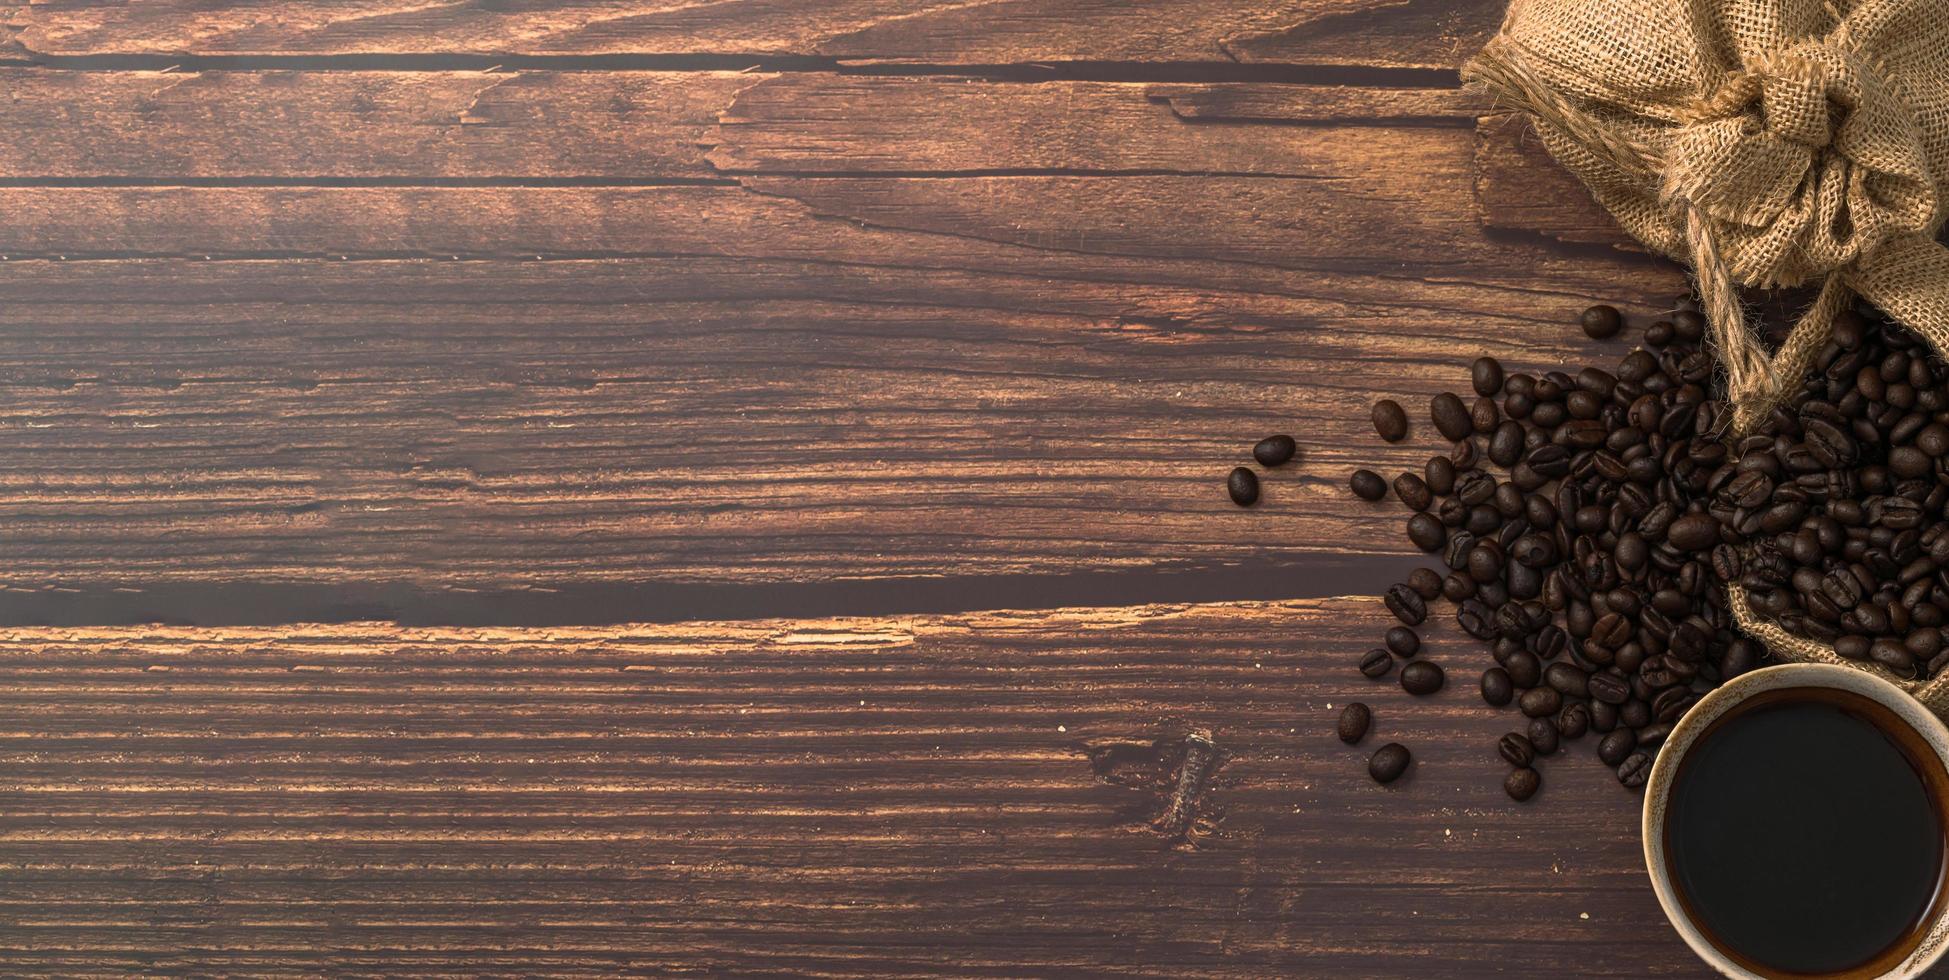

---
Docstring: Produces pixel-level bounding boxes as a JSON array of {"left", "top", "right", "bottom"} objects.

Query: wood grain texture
[
  {"left": 0, "top": 69, "right": 754, "bottom": 180},
  {"left": 6, "top": 0, "right": 1498, "bottom": 68},
  {"left": 0, "top": 600, "right": 1705, "bottom": 977}
]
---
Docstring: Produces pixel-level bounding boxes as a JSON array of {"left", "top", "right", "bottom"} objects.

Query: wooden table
[{"left": 0, "top": 2, "right": 1828, "bottom": 975}]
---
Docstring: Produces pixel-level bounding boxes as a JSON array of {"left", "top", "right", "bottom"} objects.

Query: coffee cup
[{"left": 1644, "top": 663, "right": 1949, "bottom": 979}]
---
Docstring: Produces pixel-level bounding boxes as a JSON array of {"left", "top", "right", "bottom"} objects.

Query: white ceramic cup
[{"left": 1643, "top": 662, "right": 1949, "bottom": 979}]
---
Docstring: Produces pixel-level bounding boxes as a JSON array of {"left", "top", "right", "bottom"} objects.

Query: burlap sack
[{"left": 1463, "top": 0, "right": 1949, "bottom": 706}]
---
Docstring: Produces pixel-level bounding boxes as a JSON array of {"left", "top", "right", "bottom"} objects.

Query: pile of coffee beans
[
  {"left": 1218, "top": 294, "right": 1949, "bottom": 800},
  {"left": 1344, "top": 299, "right": 1783, "bottom": 799},
  {"left": 1727, "top": 310, "right": 1949, "bottom": 680}
]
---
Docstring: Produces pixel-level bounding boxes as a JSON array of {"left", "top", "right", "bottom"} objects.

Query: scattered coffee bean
[
  {"left": 1337, "top": 702, "right": 1371, "bottom": 744},
  {"left": 1384, "top": 584, "right": 1428, "bottom": 626},
  {"left": 1616, "top": 751, "right": 1653, "bottom": 788},
  {"left": 1580, "top": 304, "right": 1622, "bottom": 339},
  {"left": 1504, "top": 650, "right": 1541, "bottom": 688},
  {"left": 1406, "top": 513, "right": 1446, "bottom": 552},
  {"left": 1350, "top": 469, "right": 1387, "bottom": 500},
  {"left": 1556, "top": 702, "right": 1590, "bottom": 739},
  {"left": 1385, "top": 626, "right": 1421, "bottom": 658},
  {"left": 1598, "top": 728, "right": 1636, "bottom": 766},
  {"left": 1518, "top": 686, "right": 1561, "bottom": 718},
  {"left": 1394, "top": 472, "right": 1434, "bottom": 511},
  {"left": 1588, "top": 673, "right": 1629, "bottom": 705},
  {"left": 1359, "top": 648, "right": 1394, "bottom": 679},
  {"left": 1406, "top": 567, "right": 1444, "bottom": 600},
  {"left": 1227, "top": 467, "right": 1259, "bottom": 507},
  {"left": 1400, "top": 660, "right": 1445, "bottom": 697},
  {"left": 1253, "top": 434, "right": 1298, "bottom": 467},
  {"left": 1369, "top": 743, "right": 1411, "bottom": 784},
  {"left": 1372, "top": 400, "right": 1409, "bottom": 442},
  {"left": 1505, "top": 766, "right": 1541, "bottom": 801},
  {"left": 1481, "top": 667, "right": 1513, "bottom": 706},
  {"left": 1431, "top": 392, "right": 1473, "bottom": 442},
  {"left": 1544, "top": 662, "right": 1589, "bottom": 698},
  {"left": 1498, "top": 732, "right": 1534, "bottom": 767},
  {"left": 1472, "top": 357, "right": 1505, "bottom": 397},
  {"left": 1526, "top": 716, "right": 1559, "bottom": 756}
]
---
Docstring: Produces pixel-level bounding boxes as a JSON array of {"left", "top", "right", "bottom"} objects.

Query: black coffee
[{"left": 1665, "top": 689, "right": 1948, "bottom": 977}]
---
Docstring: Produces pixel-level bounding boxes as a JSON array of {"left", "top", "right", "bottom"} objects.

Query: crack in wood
[{"left": 1087, "top": 731, "right": 1230, "bottom": 849}]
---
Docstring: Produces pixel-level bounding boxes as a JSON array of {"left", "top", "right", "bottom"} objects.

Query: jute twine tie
[{"left": 1463, "top": 0, "right": 1949, "bottom": 703}]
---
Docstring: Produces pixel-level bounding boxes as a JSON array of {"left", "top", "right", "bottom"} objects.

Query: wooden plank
[
  {"left": 5, "top": 0, "right": 1496, "bottom": 68},
  {"left": 0, "top": 255, "right": 1678, "bottom": 595},
  {"left": 0, "top": 600, "right": 1704, "bottom": 976},
  {"left": 0, "top": 70, "right": 1473, "bottom": 179},
  {"left": 709, "top": 76, "right": 1475, "bottom": 176},
  {"left": 0, "top": 69, "right": 757, "bottom": 180}
]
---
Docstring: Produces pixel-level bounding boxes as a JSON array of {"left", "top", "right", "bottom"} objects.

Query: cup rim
[{"left": 1642, "top": 662, "right": 1949, "bottom": 980}]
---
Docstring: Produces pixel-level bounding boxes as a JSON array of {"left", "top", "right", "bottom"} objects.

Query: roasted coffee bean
[
  {"left": 1636, "top": 722, "right": 1673, "bottom": 750},
  {"left": 1653, "top": 687, "right": 1693, "bottom": 724},
  {"left": 1527, "top": 716, "right": 1560, "bottom": 756},
  {"left": 1872, "top": 639, "right": 1918, "bottom": 678},
  {"left": 1457, "top": 599, "right": 1496, "bottom": 640},
  {"left": 1385, "top": 584, "right": 1428, "bottom": 626},
  {"left": 1580, "top": 304, "right": 1623, "bottom": 339},
  {"left": 1471, "top": 396, "right": 1500, "bottom": 434},
  {"left": 1620, "top": 699, "right": 1652, "bottom": 729},
  {"left": 1490, "top": 421, "right": 1525, "bottom": 467},
  {"left": 1407, "top": 513, "right": 1447, "bottom": 552},
  {"left": 1369, "top": 743, "right": 1411, "bottom": 784},
  {"left": 1590, "top": 613, "right": 1632, "bottom": 648},
  {"left": 1590, "top": 699, "right": 1619, "bottom": 733},
  {"left": 1505, "top": 766, "right": 1541, "bottom": 801},
  {"left": 1337, "top": 702, "right": 1371, "bottom": 744},
  {"left": 1452, "top": 470, "right": 1494, "bottom": 507},
  {"left": 1616, "top": 751, "right": 1653, "bottom": 788},
  {"left": 1359, "top": 648, "right": 1394, "bottom": 678},
  {"left": 1667, "top": 512, "right": 1721, "bottom": 550},
  {"left": 1425, "top": 456, "right": 1457, "bottom": 495},
  {"left": 1498, "top": 732, "right": 1534, "bottom": 767},
  {"left": 1472, "top": 357, "right": 1505, "bottom": 397},
  {"left": 1253, "top": 435, "right": 1297, "bottom": 467},
  {"left": 1350, "top": 469, "right": 1388, "bottom": 500},
  {"left": 1431, "top": 392, "right": 1473, "bottom": 442},
  {"left": 1518, "top": 686, "right": 1562, "bottom": 718},
  {"left": 1469, "top": 542, "right": 1505, "bottom": 583},
  {"left": 1557, "top": 701, "right": 1591, "bottom": 739},
  {"left": 1504, "top": 649, "right": 1542, "bottom": 688},
  {"left": 1512, "top": 533, "right": 1557, "bottom": 568},
  {"left": 1227, "top": 467, "right": 1259, "bottom": 506},
  {"left": 1588, "top": 672, "right": 1630, "bottom": 704},
  {"left": 1400, "top": 660, "right": 1445, "bottom": 696},
  {"left": 1372, "top": 400, "right": 1409, "bottom": 442},
  {"left": 1544, "top": 661, "right": 1589, "bottom": 698},
  {"left": 1672, "top": 309, "right": 1706, "bottom": 342},
  {"left": 1406, "top": 567, "right": 1444, "bottom": 600},
  {"left": 1385, "top": 626, "right": 1420, "bottom": 658},
  {"left": 1480, "top": 667, "right": 1514, "bottom": 706},
  {"left": 1597, "top": 728, "right": 1635, "bottom": 766},
  {"left": 1394, "top": 473, "right": 1434, "bottom": 511},
  {"left": 1442, "top": 572, "right": 1477, "bottom": 602}
]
